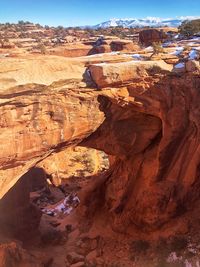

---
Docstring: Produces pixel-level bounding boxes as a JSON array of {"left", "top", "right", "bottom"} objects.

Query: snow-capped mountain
[{"left": 93, "top": 16, "right": 200, "bottom": 29}]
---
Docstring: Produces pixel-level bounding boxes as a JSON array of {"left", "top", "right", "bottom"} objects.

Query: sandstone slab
[
  {"left": 89, "top": 60, "right": 172, "bottom": 88},
  {"left": 0, "top": 83, "right": 105, "bottom": 199}
]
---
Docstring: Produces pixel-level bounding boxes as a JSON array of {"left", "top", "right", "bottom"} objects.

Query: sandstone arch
[
  {"left": 0, "top": 69, "right": 200, "bottom": 234},
  {"left": 81, "top": 74, "right": 200, "bottom": 231}
]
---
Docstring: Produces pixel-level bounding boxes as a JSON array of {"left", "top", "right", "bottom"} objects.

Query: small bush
[
  {"left": 152, "top": 42, "right": 164, "bottom": 55},
  {"left": 39, "top": 43, "right": 47, "bottom": 54},
  {"left": 179, "top": 19, "right": 200, "bottom": 37},
  {"left": 183, "top": 45, "right": 192, "bottom": 52}
]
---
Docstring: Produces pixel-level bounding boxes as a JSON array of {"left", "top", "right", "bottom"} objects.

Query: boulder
[
  {"left": 1, "top": 42, "right": 15, "bottom": 49},
  {"left": 70, "top": 262, "right": 85, "bottom": 267},
  {"left": 173, "top": 62, "right": 186, "bottom": 73},
  {"left": 66, "top": 252, "right": 84, "bottom": 264},
  {"left": 39, "top": 214, "right": 63, "bottom": 245},
  {"left": 139, "top": 29, "right": 167, "bottom": 46},
  {"left": 85, "top": 250, "right": 98, "bottom": 262},
  {"left": 110, "top": 40, "right": 138, "bottom": 52},
  {"left": 88, "top": 44, "right": 111, "bottom": 55},
  {"left": 164, "top": 58, "right": 179, "bottom": 64},
  {"left": 186, "top": 60, "right": 200, "bottom": 72},
  {"left": 0, "top": 83, "right": 105, "bottom": 199},
  {"left": 49, "top": 186, "right": 65, "bottom": 202},
  {"left": 89, "top": 60, "right": 172, "bottom": 88},
  {"left": 76, "top": 237, "right": 98, "bottom": 256},
  {"left": 153, "top": 53, "right": 179, "bottom": 65},
  {"left": 0, "top": 170, "right": 41, "bottom": 240},
  {"left": 0, "top": 242, "right": 42, "bottom": 267},
  {"left": 28, "top": 167, "right": 47, "bottom": 191}
]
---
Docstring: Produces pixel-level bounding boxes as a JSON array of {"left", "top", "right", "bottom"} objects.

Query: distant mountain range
[{"left": 91, "top": 16, "right": 200, "bottom": 29}]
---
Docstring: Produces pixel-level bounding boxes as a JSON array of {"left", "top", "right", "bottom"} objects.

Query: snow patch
[
  {"left": 0, "top": 53, "right": 9, "bottom": 58},
  {"left": 144, "top": 46, "right": 153, "bottom": 52},
  {"left": 174, "top": 34, "right": 180, "bottom": 39},
  {"left": 170, "top": 46, "right": 184, "bottom": 56},
  {"left": 167, "top": 252, "right": 182, "bottom": 263},
  {"left": 42, "top": 193, "right": 80, "bottom": 217},
  {"left": 188, "top": 49, "right": 199, "bottom": 60},
  {"left": 163, "top": 41, "right": 173, "bottom": 47},
  {"left": 190, "top": 37, "right": 200, "bottom": 41},
  {"left": 132, "top": 54, "right": 143, "bottom": 60},
  {"left": 175, "top": 62, "right": 185, "bottom": 69},
  {"left": 93, "top": 16, "right": 200, "bottom": 29}
]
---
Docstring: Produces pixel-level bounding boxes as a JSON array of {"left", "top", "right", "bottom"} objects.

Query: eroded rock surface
[
  {"left": 139, "top": 29, "right": 167, "bottom": 46},
  {"left": 0, "top": 169, "right": 42, "bottom": 239},
  {"left": 82, "top": 73, "right": 200, "bottom": 231},
  {"left": 89, "top": 60, "right": 172, "bottom": 88},
  {"left": 0, "top": 84, "right": 105, "bottom": 199},
  {"left": 0, "top": 242, "right": 42, "bottom": 267},
  {"left": 37, "top": 146, "right": 109, "bottom": 186},
  {"left": 1, "top": 60, "right": 200, "bottom": 237}
]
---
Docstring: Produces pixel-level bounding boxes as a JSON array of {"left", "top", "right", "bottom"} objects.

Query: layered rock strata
[{"left": 0, "top": 61, "right": 200, "bottom": 235}]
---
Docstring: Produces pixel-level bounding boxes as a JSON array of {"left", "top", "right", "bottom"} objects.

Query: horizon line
[{"left": 0, "top": 15, "right": 200, "bottom": 27}]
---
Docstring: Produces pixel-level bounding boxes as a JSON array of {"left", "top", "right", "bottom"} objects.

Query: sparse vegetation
[
  {"left": 179, "top": 19, "right": 200, "bottom": 37},
  {"left": 0, "top": 38, "right": 4, "bottom": 48},
  {"left": 151, "top": 41, "right": 164, "bottom": 57},
  {"left": 38, "top": 43, "right": 47, "bottom": 54},
  {"left": 183, "top": 45, "right": 192, "bottom": 52}
]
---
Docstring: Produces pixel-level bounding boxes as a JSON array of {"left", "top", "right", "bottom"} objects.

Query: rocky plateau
[{"left": 1, "top": 22, "right": 200, "bottom": 267}]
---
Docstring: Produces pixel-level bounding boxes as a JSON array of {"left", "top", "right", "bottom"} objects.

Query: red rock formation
[
  {"left": 82, "top": 73, "right": 200, "bottom": 231},
  {"left": 88, "top": 44, "right": 111, "bottom": 55},
  {"left": 88, "top": 39, "right": 139, "bottom": 55},
  {"left": 1, "top": 62, "right": 200, "bottom": 237},
  {"left": 0, "top": 83, "right": 104, "bottom": 238},
  {"left": 89, "top": 60, "right": 172, "bottom": 88},
  {"left": 0, "top": 41, "right": 15, "bottom": 49},
  {"left": 0, "top": 242, "right": 42, "bottom": 267},
  {"left": 0, "top": 83, "right": 105, "bottom": 199},
  {"left": 0, "top": 169, "right": 42, "bottom": 240},
  {"left": 50, "top": 47, "right": 93, "bottom": 57},
  {"left": 139, "top": 29, "right": 167, "bottom": 46},
  {"left": 110, "top": 40, "right": 136, "bottom": 51}
]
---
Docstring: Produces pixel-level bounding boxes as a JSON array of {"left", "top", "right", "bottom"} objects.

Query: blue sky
[{"left": 0, "top": 0, "right": 200, "bottom": 26}]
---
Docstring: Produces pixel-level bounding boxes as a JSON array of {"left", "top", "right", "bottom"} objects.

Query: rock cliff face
[
  {"left": 89, "top": 60, "right": 172, "bottom": 88},
  {"left": 89, "top": 39, "right": 139, "bottom": 55},
  {"left": 0, "top": 56, "right": 86, "bottom": 91},
  {"left": 1, "top": 61, "right": 200, "bottom": 236},
  {"left": 0, "top": 84, "right": 104, "bottom": 199},
  {"left": 37, "top": 146, "right": 109, "bottom": 186},
  {"left": 83, "top": 73, "right": 200, "bottom": 231},
  {"left": 139, "top": 29, "right": 167, "bottom": 46},
  {"left": 0, "top": 169, "right": 42, "bottom": 239},
  {"left": 0, "top": 242, "right": 42, "bottom": 267}
]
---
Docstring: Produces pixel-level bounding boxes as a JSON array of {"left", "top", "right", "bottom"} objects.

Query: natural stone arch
[{"left": 0, "top": 72, "right": 200, "bottom": 236}]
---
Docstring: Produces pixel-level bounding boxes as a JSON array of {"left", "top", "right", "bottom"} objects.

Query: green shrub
[
  {"left": 152, "top": 42, "right": 164, "bottom": 55},
  {"left": 179, "top": 19, "right": 200, "bottom": 37},
  {"left": 39, "top": 44, "right": 47, "bottom": 54}
]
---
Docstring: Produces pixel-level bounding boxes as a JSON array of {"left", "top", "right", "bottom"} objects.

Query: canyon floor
[{"left": 0, "top": 27, "right": 200, "bottom": 267}]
